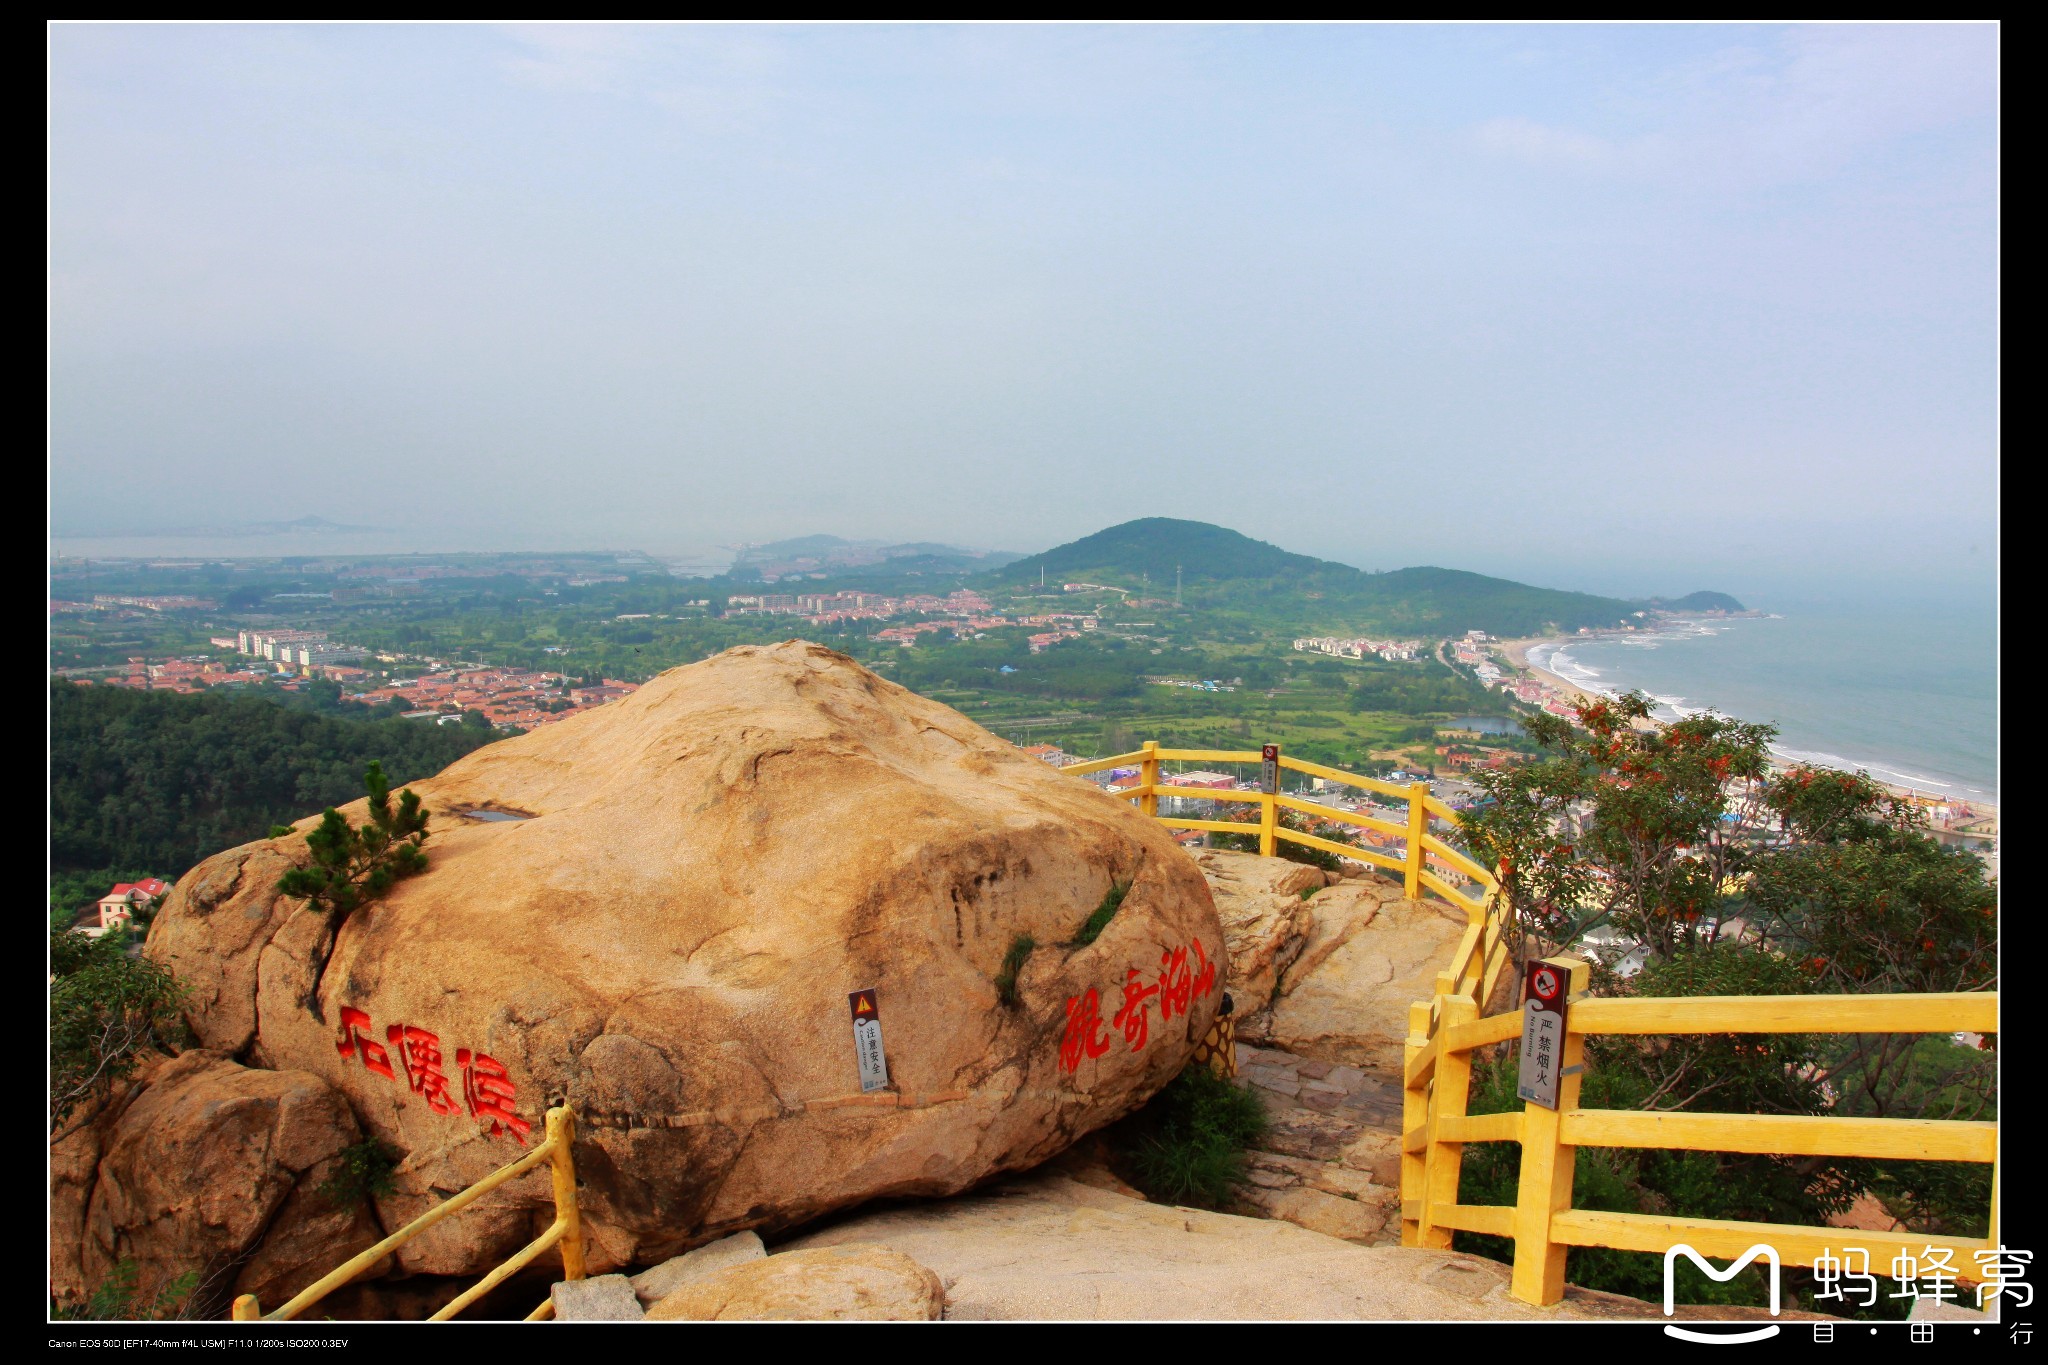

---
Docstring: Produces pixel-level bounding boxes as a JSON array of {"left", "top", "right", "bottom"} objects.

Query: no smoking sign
[{"left": 1517, "top": 959, "right": 1574, "bottom": 1110}]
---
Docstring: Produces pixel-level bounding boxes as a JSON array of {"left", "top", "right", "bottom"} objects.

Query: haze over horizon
[{"left": 50, "top": 23, "right": 1997, "bottom": 605}]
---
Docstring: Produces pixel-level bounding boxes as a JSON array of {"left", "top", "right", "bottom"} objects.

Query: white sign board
[
  {"left": 1516, "top": 961, "right": 1569, "bottom": 1109},
  {"left": 1260, "top": 744, "right": 1279, "bottom": 795},
  {"left": 848, "top": 988, "right": 890, "bottom": 1093}
]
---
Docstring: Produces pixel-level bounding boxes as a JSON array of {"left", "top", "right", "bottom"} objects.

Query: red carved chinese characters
[
  {"left": 1156, "top": 946, "right": 1192, "bottom": 1023},
  {"left": 335, "top": 1006, "right": 394, "bottom": 1079},
  {"left": 458, "top": 1048, "right": 532, "bottom": 1143},
  {"left": 1059, "top": 987, "right": 1111, "bottom": 1073},
  {"left": 1190, "top": 938, "right": 1218, "bottom": 999},
  {"left": 331, "top": 1005, "right": 527, "bottom": 1140},
  {"left": 1112, "top": 968, "right": 1160, "bottom": 1051},
  {"left": 1059, "top": 941, "right": 1221, "bottom": 1076},
  {"left": 386, "top": 1024, "right": 462, "bottom": 1117}
]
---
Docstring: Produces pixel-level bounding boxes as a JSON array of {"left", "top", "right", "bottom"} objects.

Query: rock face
[
  {"left": 1260, "top": 887, "right": 1471, "bottom": 1073},
  {"left": 50, "top": 1050, "right": 386, "bottom": 1313},
  {"left": 645, "top": 1244, "right": 945, "bottom": 1321},
  {"left": 146, "top": 641, "right": 1225, "bottom": 1281},
  {"left": 1194, "top": 851, "right": 1319, "bottom": 1014}
]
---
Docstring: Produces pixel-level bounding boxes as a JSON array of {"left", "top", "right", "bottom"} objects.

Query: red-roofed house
[{"left": 97, "top": 878, "right": 171, "bottom": 932}]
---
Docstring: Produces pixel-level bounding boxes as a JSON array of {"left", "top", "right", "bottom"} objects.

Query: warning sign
[
  {"left": 1260, "top": 744, "right": 1279, "bottom": 796},
  {"left": 848, "top": 988, "right": 890, "bottom": 1093},
  {"left": 1516, "top": 960, "right": 1571, "bottom": 1110}
]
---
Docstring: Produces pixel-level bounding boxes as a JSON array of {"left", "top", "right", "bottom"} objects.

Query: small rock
[
  {"left": 1295, "top": 1060, "right": 1334, "bottom": 1080},
  {"left": 551, "top": 1274, "right": 645, "bottom": 1321},
  {"left": 1246, "top": 1167, "right": 1297, "bottom": 1190},
  {"left": 630, "top": 1231, "right": 768, "bottom": 1305},
  {"left": 647, "top": 1243, "right": 944, "bottom": 1321},
  {"left": 1234, "top": 1186, "right": 1386, "bottom": 1243},
  {"left": 1302, "top": 1091, "right": 1342, "bottom": 1112},
  {"left": 1422, "top": 1259, "right": 1502, "bottom": 1300},
  {"left": 1305, "top": 1165, "right": 1383, "bottom": 1202}
]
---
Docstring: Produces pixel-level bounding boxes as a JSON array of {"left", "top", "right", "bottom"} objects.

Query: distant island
[{"left": 1636, "top": 591, "right": 1748, "bottom": 614}]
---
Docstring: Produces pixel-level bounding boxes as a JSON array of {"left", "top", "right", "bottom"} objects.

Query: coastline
[{"left": 1487, "top": 632, "right": 1996, "bottom": 822}]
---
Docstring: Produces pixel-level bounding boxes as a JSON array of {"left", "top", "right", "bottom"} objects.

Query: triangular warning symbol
[{"left": 855, "top": 996, "right": 874, "bottom": 1015}]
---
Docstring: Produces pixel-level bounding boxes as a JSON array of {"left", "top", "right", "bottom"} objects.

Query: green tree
[
  {"left": 1459, "top": 691, "right": 1774, "bottom": 981},
  {"left": 276, "top": 761, "right": 430, "bottom": 1019},
  {"left": 1448, "top": 691, "right": 1996, "bottom": 1305},
  {"left": 49, "top": 926, "right": 187, "bottom": 1136}
]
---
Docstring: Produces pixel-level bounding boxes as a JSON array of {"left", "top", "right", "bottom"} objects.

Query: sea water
[{"left": 1525, "top": 599, "right": 1996, "bottom": 806}]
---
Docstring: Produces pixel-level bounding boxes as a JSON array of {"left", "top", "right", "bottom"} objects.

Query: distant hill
[
  {"left": 990, "top": 518, "right": 1677, "bottom": 637},
  {"left": 1640, "top": 591, "right": 1747, "bottom": 613},
  {"left": 726, "top": 535, "right": 1021, "bottom": 584},
  {"left": 1001, "top": 518, "right": 1324, "bottom": 585}
]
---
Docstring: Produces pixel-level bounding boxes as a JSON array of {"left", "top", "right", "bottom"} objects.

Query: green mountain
[
  {"left": 993, "top": 518, "right": 1688, "bottom": 637},
  {"left": 1001, "top": 517, "right": 1325, "bottom": 585}
]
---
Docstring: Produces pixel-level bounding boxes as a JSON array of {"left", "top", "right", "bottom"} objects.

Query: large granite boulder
[
  {"left": 146, "top": 642, "right": 1224, "bottom": 1280},
  {"left": 51, "top": 1050, "right": 385, "bottom": 1314}
]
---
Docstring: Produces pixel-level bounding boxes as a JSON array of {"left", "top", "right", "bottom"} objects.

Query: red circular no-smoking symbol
[{"left": 1530, "top": 967, "right": 1563, "bottom": 1004}]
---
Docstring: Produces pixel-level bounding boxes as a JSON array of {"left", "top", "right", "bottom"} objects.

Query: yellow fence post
[
  {"left": 1417, "top": 995, "right": 1478, "bottom": 1249},
  {"left": 231, "top": 1294, "right": 261, "bottom": 1321},
  {"left": 1399, "top": 999, "right": 1431, "bottom": 1248},
  {"left": 1404, "top": 781, "right": 1430, "bottom": 899},
  {"left": 1510, "top": 955, "right": 1591, "bottom": 1306},
  {"left": 1139, "top": 740, "right": 1160, "bottom": 819},
  {"left": 547, "top": 1106, "right": 585, "bottom": 1283}
]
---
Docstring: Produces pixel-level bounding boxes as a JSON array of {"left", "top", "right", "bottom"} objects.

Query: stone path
[{"left": 1226, "top": 1041, "right": 1406, "bottom": 1246}]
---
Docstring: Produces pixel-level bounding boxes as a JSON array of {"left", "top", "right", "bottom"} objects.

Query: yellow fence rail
[
  {"left": 231, "top": 1106, "right": 585, "bottom": 1323},
  {"left": 1398, "top": 963, "right": 1999, "bottom": 1305},
  {"left": 1066, "top": 741, "right": 1514, "bottom": 1020}
]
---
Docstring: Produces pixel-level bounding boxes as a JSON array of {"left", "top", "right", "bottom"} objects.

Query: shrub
[
  {"left": 993, "top": 933, "right": 1036, "bottom": 1007},
  {"left": 53, "top": 1260, "right": 200, "bottom": 1321},
  {"left": 49, "top": 927, "right": 188, "bottom": 1136},
  {"left": 317, "top": 1138, "right": 400, "bottom": 1207},
  {"left": 1111, "top": 1065, "right": 1267, "bottom": 1209},
  {"left": 1073, "top": 881, "right": 1130, "bottom": 946}
]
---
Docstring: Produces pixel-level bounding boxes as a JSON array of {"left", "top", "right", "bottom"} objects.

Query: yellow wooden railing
[
  {"left": 1398, "top": 960, "right": 2000, "bottom": 1306},
  {"left": 1066, "top": 742, "right": 1514, "bottom": 1018},
  {"left": 231, "top": 1106, "right": 585, "bottom": 1323}
]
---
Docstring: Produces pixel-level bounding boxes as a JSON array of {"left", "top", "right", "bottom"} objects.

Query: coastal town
[{"left": 62, "top": 585, "right": 1994, "bottom": 849}]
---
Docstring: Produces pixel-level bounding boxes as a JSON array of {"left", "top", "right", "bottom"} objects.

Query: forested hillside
[{"left": 50, "top": 681, "right": 496, "bottom": 885}]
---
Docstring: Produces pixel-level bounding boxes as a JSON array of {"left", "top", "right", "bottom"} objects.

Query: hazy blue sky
[{"left": 49, "top": 23, "right": 1997, "bottom": 602}]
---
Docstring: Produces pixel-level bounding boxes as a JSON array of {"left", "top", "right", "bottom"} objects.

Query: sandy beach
[{"left": 1497, "top": 635, "right": 1606, "bottom": 706}]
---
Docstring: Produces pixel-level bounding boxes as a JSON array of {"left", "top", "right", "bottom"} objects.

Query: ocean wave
[{"left": 1766, "top": 744, "right": 1996, "bottom": 800}]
